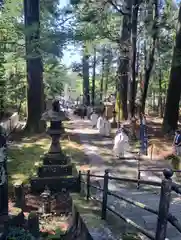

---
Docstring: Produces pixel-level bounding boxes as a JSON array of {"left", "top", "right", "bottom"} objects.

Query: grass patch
[
  {"left": 8, "top": 134, "right": 50, "bottom": 188},
  {"left": 8, "top": 124, "right": 89, "bottom": 192}
]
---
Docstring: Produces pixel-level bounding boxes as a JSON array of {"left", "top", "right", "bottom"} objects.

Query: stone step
[
  {"left": 30, "top": 176, "right": 79, "bottom": 193},
  {"left": 38, "top": 164, "right": 72, "bottom": 177}
]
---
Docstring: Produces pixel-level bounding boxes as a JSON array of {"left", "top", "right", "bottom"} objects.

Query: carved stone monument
[{"left": 41, "top": 99, "right": 67, "bottom": 162}]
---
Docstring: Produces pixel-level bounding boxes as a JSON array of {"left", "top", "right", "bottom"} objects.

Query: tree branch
[{"left": 108, "top": 0, "right": 131, "bottom": 16}]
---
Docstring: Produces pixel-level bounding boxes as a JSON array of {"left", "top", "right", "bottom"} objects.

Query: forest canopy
[{"left": 0, "top": 0, "right": 181, "bottom": 133}]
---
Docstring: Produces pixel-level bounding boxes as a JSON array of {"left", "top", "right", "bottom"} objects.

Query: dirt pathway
[{"left": 68, "top": 113, "right": 181, "bottom": 240}]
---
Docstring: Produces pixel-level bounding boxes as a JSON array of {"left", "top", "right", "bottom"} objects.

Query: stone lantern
[
  {"left": 41, "top": 100, "right": 67, "bottom": 163},
  {"left": 30, "top": 99, "right": 77, "bottom": 193}
]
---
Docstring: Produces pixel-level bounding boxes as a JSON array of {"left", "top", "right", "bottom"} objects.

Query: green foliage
[
  {"left": 7, "top": 227, "right": 33, "bottom": 240},
  {"left": 70, "top": 0, "right": 81, "bottom": 5},
  {"left": 0, "top": 0, "right": 179, "bottom": 121},
  {"left": 44, "top": 60, "right": 71, "bottom": 97},
  {"left": 0, "top": 0, "right": 71, "bottom": 119}
]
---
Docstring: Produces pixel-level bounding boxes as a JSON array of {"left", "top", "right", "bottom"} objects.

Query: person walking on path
[
  {"left": 90, "top": 110, "right": 98, "bottom": 128},
  {"left": 97, "top": 114, "right": 105, "bottom": 135},
  {"left": 113, "top": 126, "right": 129, "bottom": 158},
  {"left": 104, "top": 116, "right": 111, "bottom": 137},
  {"left": 173, "top": 130, "right": 181, "bottom": 156}
]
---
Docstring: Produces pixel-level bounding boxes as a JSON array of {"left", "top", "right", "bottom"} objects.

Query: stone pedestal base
[
  {"left": 42, "top": 152, "right": 69, "bottom": 165},
  {"left": 38, "top": 164, "right": 72, "bottom": 177}
]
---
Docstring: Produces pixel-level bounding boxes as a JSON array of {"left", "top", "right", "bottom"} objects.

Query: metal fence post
[
  {"left": 86, "top": 170, "right": 90, "bottom": 201},
  {"left": 101, "top": 170, "right": 109, "bottom": 220},
  {"left": 137, "top": 155, "right": 141, "bottom": 189},
  {"left": 78, "top": 171, "right": 81, "bottom": 193},
  {"left": 155, "top": 168, "right": 173, "bottom": 240}
]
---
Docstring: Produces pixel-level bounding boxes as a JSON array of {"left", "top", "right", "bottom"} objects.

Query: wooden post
[
  {"left": 155, "top": 168, "right": 173, "bottom": 240},
  {"left": 86, "top": 170, "right": 90, "bottom": 201},
  {"left": 101, "top": 170, "right": 109, "bottom": 220},
  {"left": 14, "top": 183, "right": 25, "bottom": 209},
  {"left": 137, "top": 158, "right": 141, "bottom": 189}
]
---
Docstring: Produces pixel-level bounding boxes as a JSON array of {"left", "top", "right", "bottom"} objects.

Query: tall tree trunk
[
  {"left": 128, "top": 0, "right": 139, "bottom": 118},
  {"left": 91, "top": 47, "right": 96, "bottom": 106},
  {"left": 117, "top": 0, "right": 133, "bottom": 120},
  {"left": 158, "top": 69, "right": 163, "bottom": 117},
  {"left": 118, "top": 56, "right": 128, "bottom": 120},
  {"left": 0, "top": 58, "right": 5, "bottom": 120},
  {"left": 141, "top": 0, "right": 159, "bottom": 113},
  {"left": 163, "top": 6, "right": 181, "bottom": 133},
  {"left": 82, "top": 50, "right": 90, "bottom": 106},
  {"left": 24, "top": 0, "right": 45, "bottom": 133},
  {"left": 104, "top": 49, "right": 112, "bottom": 98},
  {"left": 0, "top": 31, "right": 6, "bottom": 120},
  {"left": 100, "top": 46, "right": 105, "bottom": 102},
  {"left": 104, "top": 69, "right": 109, "bottom": 98}
]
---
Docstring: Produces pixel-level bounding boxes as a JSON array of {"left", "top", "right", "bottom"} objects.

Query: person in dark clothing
[{"left": 173, "top": 130, "right": 181, "bottom": 156}]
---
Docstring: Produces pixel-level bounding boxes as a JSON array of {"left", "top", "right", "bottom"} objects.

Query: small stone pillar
[{"left": 40, "top": 187, "right": 51, "bottom": 214}]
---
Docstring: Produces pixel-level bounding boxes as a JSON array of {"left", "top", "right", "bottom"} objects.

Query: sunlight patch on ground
[
  {"left": 62, "top": 139, "right": 90, "bottom": 171},
  {"left": 62, "top": 139, "right": 83, "bottom": 151},
  {"left": 73, "top": 128, "right": 97, "bottom": 134},
  {"left": 82, "top": 144, "right": 99, "bottom": 154}
]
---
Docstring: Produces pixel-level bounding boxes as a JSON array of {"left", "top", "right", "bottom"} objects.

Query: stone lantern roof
[
  {"left": 41, "top": 109, "right": 67, "bottom": 122},
  {"left": 41, "top": 99, "right": 68, "bottom": 122}
]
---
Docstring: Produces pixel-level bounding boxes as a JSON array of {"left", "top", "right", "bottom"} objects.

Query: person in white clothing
[
  {"left": 104, "top": 117, "right": 111, "bottom": 137},
  {"left": 113, "top": 127, "right": 129, "bottom": 158},
  {"left": 97, "top": 115, "right": 105, "bottom": 135},
  {"left": 91, "top": 110, "right": 98, "bottom": 128}
]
